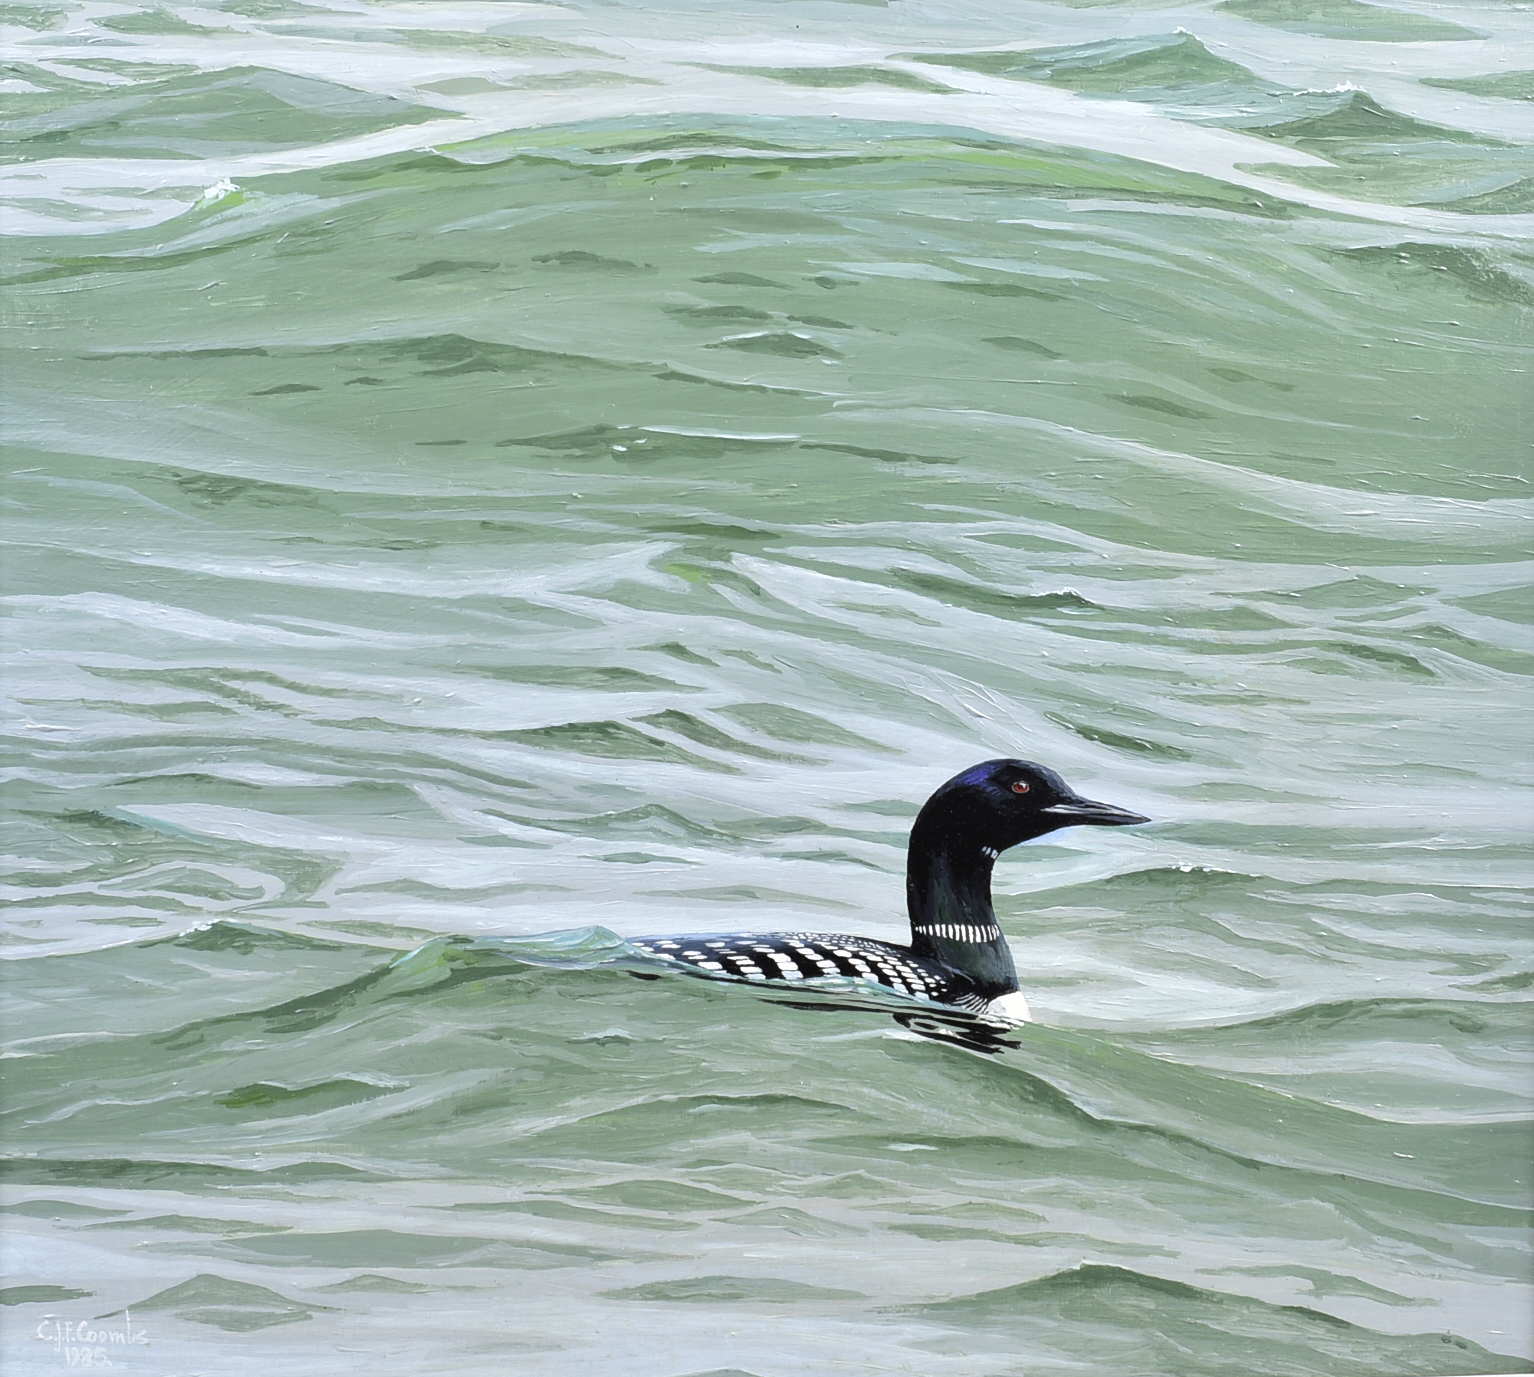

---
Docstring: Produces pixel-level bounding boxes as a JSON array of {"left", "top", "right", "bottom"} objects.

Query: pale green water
[{"left": 2, "top": 0, "right": 1532, "bottom": 1373}]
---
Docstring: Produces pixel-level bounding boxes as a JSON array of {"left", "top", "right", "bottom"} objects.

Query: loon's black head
[{"left": 914, "top": 758, "right": 1149, "bottom": 857}]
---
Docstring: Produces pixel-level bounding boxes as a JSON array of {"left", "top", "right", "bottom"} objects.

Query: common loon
[{"left": 632, "top": 759, "right": 1148, "bottom": 1023}]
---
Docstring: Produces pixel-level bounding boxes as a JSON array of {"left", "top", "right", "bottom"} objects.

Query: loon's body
[{"left": 633, "top": 759, "right": 1147, "bottom": 1023}]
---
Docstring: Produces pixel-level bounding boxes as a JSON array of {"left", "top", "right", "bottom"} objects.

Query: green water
[{"left": 2, "top": 0, "right": 1531, "bottom": 1372}]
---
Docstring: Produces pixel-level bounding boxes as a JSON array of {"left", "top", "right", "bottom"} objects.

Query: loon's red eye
[{"left": 1011, "top": 781, "right": 1030, "bottom": 794}]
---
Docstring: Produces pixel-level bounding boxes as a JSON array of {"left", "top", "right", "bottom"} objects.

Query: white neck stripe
[{"left": 920, "top": 922, "right": 1003, "bottom": 944}]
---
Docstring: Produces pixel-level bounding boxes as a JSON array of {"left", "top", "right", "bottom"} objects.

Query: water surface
[{"left": 2, "top": 0, "right": 1531, "bottom": 1372}]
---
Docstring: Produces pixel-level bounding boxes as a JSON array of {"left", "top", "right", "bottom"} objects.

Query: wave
[
  {"left": 908, "top": 32, "right": 1283, "bottom": 120},
  {"left": 1335, "top": 243, "right": 1534, "bottom": 309},
  {"left": 6, "top": 924, "right": 1524, "bottom": 1213},
  {"left": 1, "top": 67, "right": 445, "bottom": 165},
  {"left": 1235, "top": 91, "right": 1498, "bottom": 148},
  {"left": 902, "top": 1263, "right": 1529, "bottom": 1375},
  {"left": 1140, "top": 994, "right": 1534, "bottom": 1039},
  {"left": 895, "top": 40, "right": 1526, "bottom": 215},
  {"left": 1214, "top": 0, "right": 1483, "bottom": 43},
  {"left": 0, "top": 1156, "right": 383, "bottom": 1186}
]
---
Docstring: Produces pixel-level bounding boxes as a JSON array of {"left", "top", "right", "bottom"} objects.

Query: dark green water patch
[
  {"left": 97, "top": 9, "right": 221, "bottom": 35},
  {"left": 904, "top": 41, "right": 1527, "bottom": 213},
  {"left": 534, "top": 249, "right": 652, "bottom": 271},
  {"left": 363, "top": 333, "right": 626, "bottom": 377},
  {"left": 636, "top": 709, "right": 809, "bottom": 763},
  {"left": 709, "top": 331, "right": 841, "bottom": 359},
  {"left": 0, "top": 62, "right": 135, "bottom": 120},
  {"left": 78, "top": 332, "right": 649, "bottom": 416},
  {"left": 695, "top": 271, "right": 792, "bottom": 288},
  {"left": 901, "top": 1264, "right": 1526, "bottom": 1375},
  {"left": 1044, "top": 713, "right": 1195, "bottom": 760},
  {"left": 479, "top": 663, "right": 689, "bottom": 693},
  {"left": 496, "top": 425, "right": 789, "bottom": 465},
  {"left": 1126, "top": 995, "right": 1534, "bottom": 1048},
  {"left": 1112, "top": 392, "right": 1211, "bottom": 419},
  {"left": 985, "top": 335, "right": 1062, "bottom": 358},
  {"left": 81, "top": 1213, "right": 292, "bottom": 1235},
  {"left": 5, "top": 810, "right": 342, "bottom": 953},
  {"left": 602, "top": 1274, "right": 865, "bottom": 1303},
  {"left": 1214, "top": 0, "right": 1481, "bottom": 42},
  {"left": 1332, "top": 243, "right": 1534, "bottom": 310},
  {"left": 711, "top": 64, "right": 953, "bottom": 94},
  {"left": 447, "top": 1198, "right": 698, "bottom": 1232},
  {"left": 433, "top": 116, "right": 1296, "bottom": 215},
  {"left": 1209, "top": 366, "right": 1294, "bottom": 391},
  {"left": 0, "top": 5, "right": 66, "bottom": 29},
  {"left": 214, "top": 1078, "right": 398, "bottom": 1117},
  {"left": 909, "top": 32, "right": 1286, "bottom": 120},
  {"left": 480, "top": 803, "right": 736, "bottom": 846},
  {"left": 394, "top": 259, "right": 499, "bottom": 281},
  {"left": 653, "top": 367, "right": 816, "bottom": 397},
  {"left": 910, "top": 33, "right": 1251, "bottom": 88},
  {"left": 721, "top": 702, "right": 887, "bottom": 751},
  {"left": 1, "top": 1285, "right": 94, "bottom": 1304},
  {"left": 642, "top": 517, "right": 777, "bottom": 544},
  {"left": 493, "top": 720, "right": 741, "bottom": 772},
  {"left": 642, "top": 884, "right": 856, "bottom": 911},
  {"left": 890, "top": 571, "right": 1098, "bottom": 620},
  {"left": 564, "top": 1179, "right": 754, "bottom": 1212},
  {"left": 668, "top": 304, "right": 773, "bottom": 326},
  {"left": 210, "top": 0, "right": 334, "bottom": 15},
  {"left": 1, "top": 1200, "right": 130, "bottom": 1220},
  {"left": 1440, "top": 177, "right": 1534, "bottom": 215},
  {"left": 0, "top": 1158, "right": 385, "bottom": 1187},
  {"left": 1228, "top": 90, "right": 1534, "bottom": 209},
  {"left": 1423, "top": 70, "right": 1534, "bottom": 103},
  {"left": 800, "top": 440, "right": 955, "bottom": 464},
  {"left": 1235, "top": 91, "right": 1499, "bottom": 148},
  {"left": 515, "top": 1092, "right": 860, "bottom": 1164},
  {"left": 0, "top": 67, "right": 446, "bottom": 163},
  {"left": 498, "top": 70, "right": 660, "bottom": 91},
  {"left": 1221, "top": 1263, "right": 1424, "bottom": 1307},
  {"left": 258, "top": 24, "right": 596, "bottom": 59},
  {"left": 313, "top": 1273, "right": 436, "bottom": 1293},
  {"left": 61, "top": 58, "right": 206, "bottom": 80},
  {"left": 584, "top": 128, "right": 803, "bottom": 157},
  {"left": 1454, "top": 586, "right": 1534, "bottom": 626},
  {"left": 124, "top": 1272, "right": 331, "bottom": 1331},
  {"left": 150, "top": 468, "right": 319, "bottom": 509},
  {"left": 943, "top": 278, "right": 1062, "bottom": 301},
  {"left": 151, "top": 1227, "right": 622, "bottom": 1269},
  {"left": 2, "top": 236, "right": 252, "bottom": 286},
  {"left": 1323, "top": 639, "right": 1434, "bottom": 677}
]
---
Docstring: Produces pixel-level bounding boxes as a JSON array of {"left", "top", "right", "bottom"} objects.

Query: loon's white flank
[{"left": 985, "top": 991, "right": 1033, "bottom": 1024}]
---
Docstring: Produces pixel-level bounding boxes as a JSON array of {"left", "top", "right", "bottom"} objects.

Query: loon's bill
[{"left": 632, "top": 759, "right": 1148, "bottom": 1024}]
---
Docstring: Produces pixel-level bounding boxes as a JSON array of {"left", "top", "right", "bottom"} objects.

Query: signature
[{"left": 34, "top": 1313, "right": 149, "bottom": 1368}]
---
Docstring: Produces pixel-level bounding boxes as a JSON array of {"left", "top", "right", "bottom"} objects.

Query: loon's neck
[{"left": 905, "top": 834, "right": 1019, "bottom": 998}]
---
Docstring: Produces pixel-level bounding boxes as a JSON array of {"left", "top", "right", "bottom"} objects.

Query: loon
[{"left": 632, "top": 759, "right": 1148, "bottom": 1023}]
